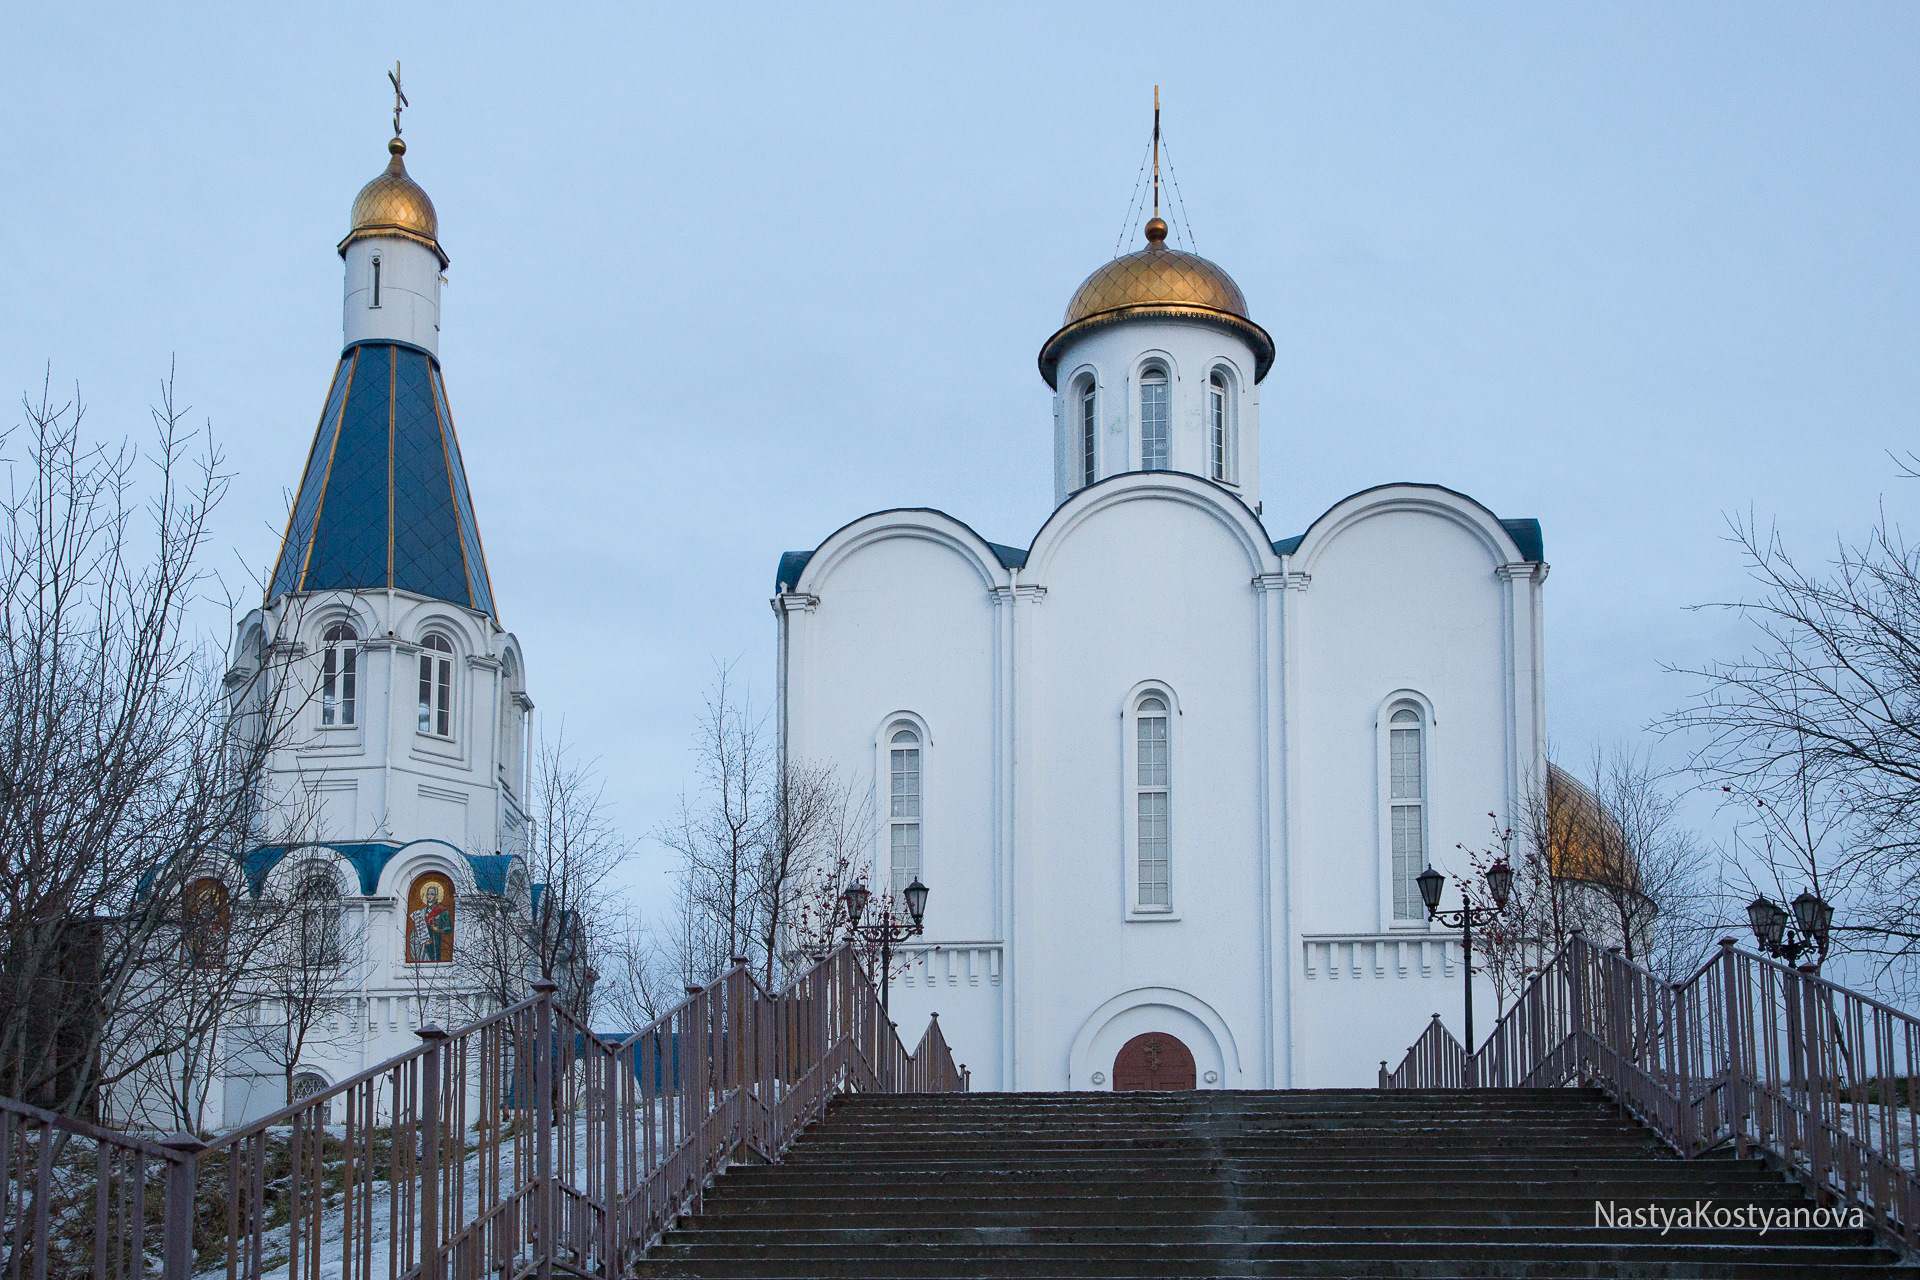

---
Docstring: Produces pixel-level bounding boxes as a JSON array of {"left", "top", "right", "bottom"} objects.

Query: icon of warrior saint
[{"left": 410, "top": 877, "right": 454, "bottom": 962}]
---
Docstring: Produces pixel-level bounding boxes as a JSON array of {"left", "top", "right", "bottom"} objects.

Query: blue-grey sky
[{"left": 5, "top": 4, "right": 1916, "bottom": 905}]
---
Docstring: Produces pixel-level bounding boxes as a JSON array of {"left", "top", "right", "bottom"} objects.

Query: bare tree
[
  {"left": 778, "top": 776, "right": 880, "bottom": 975},
  {"left": 1668, "top": 504, "right": 1920, "bottom": 976},
  {"left": 654, "top": 666, "right": 882, "bottom": 995},
  {"left": 1463, "top": 751, "right": 1714, "bottom": 1008},
  {"left": 657, "top": 664, "right": 770, "bottom": 981},
  {"left": 232, "top": 860, "right": 351, "bottom": 1106},
  {"left": 596, "top": 918, "right": 679, "bottom": 1032},
  {"left": 457, "top": 729, "right": 631, "bottom": 1024},
  {"left": 0, "top": 372, "right": 309, "bottom": 1122},
  {"left": 758, "top": 758, "right": 870, "bottom": 988},
  {"left": 1577, "top": 748, "right": 1714, "bottom": 980}
]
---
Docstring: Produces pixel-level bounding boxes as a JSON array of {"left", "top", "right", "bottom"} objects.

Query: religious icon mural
[
  {"left": 407, "top": 872, "right": 455, "bottom": 963},
  {"left": 184, "top": 877, "right": 230, "bottom": 970}
]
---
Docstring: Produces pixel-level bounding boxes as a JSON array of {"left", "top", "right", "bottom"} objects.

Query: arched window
[
  {"left": 1078, "top": 377, "right": 1098, "bottom": 489},
  {"left": 370, "top": 254, "right": 382, "bottom": 308},
  {"left": 322, "top": 624, "right": 357, "bottom": 726},
  {"left": 184, "top": 877, "right": 230, "bottom": 969},
  {"left": 1209, "top": 369, "right": 1231, "bottom": 482},
  {"left": 1135, "top": 696, "right": 1171, "bottom": 906},
  {"left": 418, "top": 634, "right": 453, "bottom": 737},
  {"left": 888, "top": 727, "right": 922, "bottom": 897},
  {"left": 1139, "top": 367, "right": 1170, "bottom": 471},
  {"left": 294, "top": 867, "right": 344, "bottom": 968},
  {"left": 1389, "top": 707, "right": 1426, "bottom": 920},
  {"left": 290, "top": 1071, "right": 329, "bottom": 1103},
  {"left": 406, "top": 872, "right": 456, "bottom": 963}
]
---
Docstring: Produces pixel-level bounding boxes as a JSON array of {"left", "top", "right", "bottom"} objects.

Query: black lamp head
[
  {"left": 1747, "top": 895, "right": 1786, "bottom": 949},
  {"left": 842, "top": 882, "right": 870, "bottom": 928},
  {"left": 1416, "top": 865, "right": 1445, "bottom": 917},
  {"left": 1793, "top": 890, "right": 1834, "bottom": 950},
  {"left": 1485, "top": 860, "right": 1514, "bottom": 911},
  {"left": 903, "top": 878, "right": 929, "bottom": 926}
]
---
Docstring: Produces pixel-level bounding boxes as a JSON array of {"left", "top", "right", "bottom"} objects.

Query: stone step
[
  {"left": 711, "top": 1171, "right": 1786, "bottom": 1193},
  {"left": 724, "top": 1155, "right": 1761, "bottom": 1175},
  {"left": 637, "top": 1088, "right": 1901, "bottom": 1278},
  {"left": 634, "top": 1254, "right": 1910, "bottom": 1280},
  {"left": 647, "top": 1241, "right": 1896, "bottom": 1262},
  {"left": 664, "top": 1226, "right": 1881, "bottom": 1248},
  {"left": 695, "top": 1196, "right": 1818, "bottom": 1221}
]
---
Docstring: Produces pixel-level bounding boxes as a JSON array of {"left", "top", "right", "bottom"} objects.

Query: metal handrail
[
  {"left": 1383, "top": 931, "right": 1920, "bottom": 1248},
  {"left": 0, "top": 942, "right": 964, "bottom": 1280}
]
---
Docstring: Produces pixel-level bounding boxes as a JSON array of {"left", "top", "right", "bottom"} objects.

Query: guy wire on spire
[
  {"left": 1113, "top": 134, "right": 1153, "bottom": 258},
  {"left": 1160, "top": 128, "right": 1198, "bottom": 254}
]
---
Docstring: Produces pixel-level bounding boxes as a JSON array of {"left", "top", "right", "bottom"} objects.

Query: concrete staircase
[{"left": 634, "top": 1088, "right": 1916, "bottom": 1278}]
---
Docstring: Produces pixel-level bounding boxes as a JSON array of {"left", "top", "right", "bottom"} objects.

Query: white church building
[
  {"left": 204, "top": 124, "right": 537, "bottom": 1125},
  {"left": 773, "top": 213, "right": 1549, "bottom": 1090}
]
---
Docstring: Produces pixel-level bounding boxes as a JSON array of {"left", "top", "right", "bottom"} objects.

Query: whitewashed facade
[
  {"left": 208, "top": 131, "right": 536, "bottom": 1125},
  {"left": 775, "top": 220, "right": 1548, "bottom": 1089}
]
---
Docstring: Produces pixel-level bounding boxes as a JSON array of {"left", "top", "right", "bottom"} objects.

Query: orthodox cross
[
  {"left": 1151, "top": 85, "right": 1161, "bottom": 220},
  {"left": 389, "top": 61, "right": 408, "bottom": 138}
]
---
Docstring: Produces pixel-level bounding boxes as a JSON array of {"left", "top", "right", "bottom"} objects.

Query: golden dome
[
  {"left": 338, "top": 138, "right": 447, "bottom": 267},
  {"left": 1546, "top": 764, "right": 1637, "bottom": 890},
  {"left": 1039, "top": 218, "right": 1274, "bottom": 388}
]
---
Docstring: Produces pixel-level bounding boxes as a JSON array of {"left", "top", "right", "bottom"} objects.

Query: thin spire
[
  {"left": 1144, "top": 86, "right": 1159, "bottom": 221},
  {"left": 1145, "top": 87, "right": 1168, "bottom": 247}
]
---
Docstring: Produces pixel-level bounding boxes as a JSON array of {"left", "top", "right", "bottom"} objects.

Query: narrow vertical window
[
  {"left": 371, "top": 255, "right": 382, "bottom": 308},
  {"left": 1390, "top": 707, "right": 1425, "bottom": 920},
  {"left": 419, "top": 634, "right": 453, "bottom": 736},
  {"left": 1136, "top": 696, "right": 1170, "bottom": 906},
  {"left": 1079, "top": 380, "right": 1098, "bottom": 489},
  {"left": 322, "top": 623, "right": 357, "bottom": 726},
  {"left": 1210, "top": 370, "right": 1229, "bottom": 481},
  {"left": 888, "top": 727, "right": 922, "bottom": 897},
  {"left": 1140, "top": 368, "right": 1169, "bottom": 471}
]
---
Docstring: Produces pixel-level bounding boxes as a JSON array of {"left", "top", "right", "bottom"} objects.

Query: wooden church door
[{"left": 1112, "top": 1032, "right": 1197, "bottom": 1091}]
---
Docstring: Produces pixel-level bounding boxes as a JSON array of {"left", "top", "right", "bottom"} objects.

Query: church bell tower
[{"left": 232, "top": 74, "right": 530, "bottom": 866}]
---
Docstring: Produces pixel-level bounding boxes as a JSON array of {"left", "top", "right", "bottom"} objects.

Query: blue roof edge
[
  {"left": 234, "top": 839, "right": 516, "bottom": 897},
  {"left": 1273, "top": 517, "right": 1544, "bottom": 565}
]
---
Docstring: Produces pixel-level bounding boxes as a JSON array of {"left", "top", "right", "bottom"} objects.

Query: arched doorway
[{"left": 1112, "top": 1032, "right": 1196, "bottom": 1091}]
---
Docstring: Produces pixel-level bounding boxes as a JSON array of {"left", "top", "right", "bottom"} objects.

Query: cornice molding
[{"left": 1495, "top": 562, "right": 1550, "bottom": 585}]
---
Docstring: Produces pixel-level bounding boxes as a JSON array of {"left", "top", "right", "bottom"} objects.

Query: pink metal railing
[
  {"left": 1378, "top": 1013, "right": 1466, "bottom": 1090},
  {"left": 1383, "top": 930, "right": 1920, "bottom": 1247},
  {"left": 0, "top": 944, "right": 963, "bottom": 1280}
]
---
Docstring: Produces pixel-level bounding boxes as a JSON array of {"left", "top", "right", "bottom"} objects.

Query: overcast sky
[{"left": 5, "top": 4, "right": 1916, "bottom": 911}]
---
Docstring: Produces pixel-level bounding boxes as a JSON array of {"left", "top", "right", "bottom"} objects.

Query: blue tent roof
[{"left": 268, "top": 341, "right": 496, "bottom": 618}]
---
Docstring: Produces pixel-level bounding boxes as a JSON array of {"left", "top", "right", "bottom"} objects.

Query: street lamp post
[
  {"left": 841, "top": 877, "right": 929, "bottom": 1023},
  {"left": 1746, "top": 889, "right": 1833, "bottom": 967},
  {"left": 1416, "top": 860, "right": 1513, "bottom": 1086}
]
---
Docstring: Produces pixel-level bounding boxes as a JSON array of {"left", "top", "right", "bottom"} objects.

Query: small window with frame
[{"left": 418, "top": 634, "right": 454, "bottom": 737}]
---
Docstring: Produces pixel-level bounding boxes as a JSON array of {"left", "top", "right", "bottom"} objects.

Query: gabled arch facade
[{"left": 773, "top": 463, "right": 1547, "bottom": 1093}]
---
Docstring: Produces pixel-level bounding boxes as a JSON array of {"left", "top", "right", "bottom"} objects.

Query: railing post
[
  {"left": 1673, "top": 985, "right": 1694, "bottom": 1155},
  {"left": 1799, "top": 963, "right": 1830, "bottom": 1192},
  {"left": 158, "top": 1133, "right": 207, "bottom": 1280},
  {"left": 532, "top": 978, "right": 559, "bottom": 1280},
  {"left": 1567, "top": 931, "right": 1588, "bottom": 1080},
  {"left": 1378, "top": 1060, "right": 1389, "bottom": 1090},
  {"left": 417, "top": 1024, "right": 449, "bottom": 1280},
  {"left": 1718, "top": 938, "right": 1747, "bottom": 1158},
  {"left": 603, "top": 1044, "right": 619, "bottom": 1278}
]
